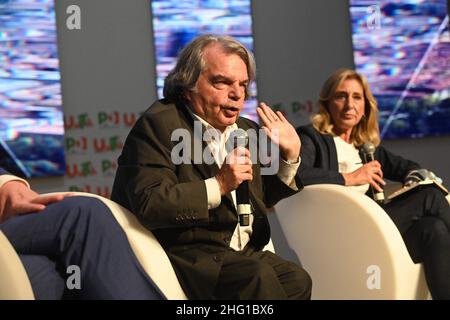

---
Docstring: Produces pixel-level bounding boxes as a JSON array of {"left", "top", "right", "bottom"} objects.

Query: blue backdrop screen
[
  {"left": 0, "top": 0, "right": 65, "bottom": 177},
  {"left": 350, "top": 0, "right": 450, "bottom": 139}
]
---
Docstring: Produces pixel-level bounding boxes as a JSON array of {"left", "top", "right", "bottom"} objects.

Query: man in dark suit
[
  {"left": 0, "top": 167, "right": 164, "bottom": 299},
  {"left": 111, "top": 34, "right": 312, "bottom": 299}
]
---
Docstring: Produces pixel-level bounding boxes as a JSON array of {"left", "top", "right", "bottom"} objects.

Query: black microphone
[
  {"left": 361, "top": 142, "right": 385, "bottom": 204},
  {"left": 227, "top": 128, "right": 251, "bottom": 226}
]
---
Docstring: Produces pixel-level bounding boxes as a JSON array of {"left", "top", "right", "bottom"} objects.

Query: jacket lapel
[
  {"left": 176, "top": 103, "right": 220, "bottom": 179},
  {"left": 324, "top": 134, "right": 339, "bottom": 172}
]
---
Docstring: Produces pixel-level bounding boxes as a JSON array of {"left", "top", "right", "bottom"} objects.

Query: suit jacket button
[{"left": 213, "top": 255, "right": 221, "bottom": 262}]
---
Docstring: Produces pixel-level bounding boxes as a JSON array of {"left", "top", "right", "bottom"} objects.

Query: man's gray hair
[{"left": 163, "top": 34, "right": 256, "bottom": 104}]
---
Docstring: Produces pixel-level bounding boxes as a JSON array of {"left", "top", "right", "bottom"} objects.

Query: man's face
[{"left": 185, "top": 43, "right": 249, "bottom": 132}]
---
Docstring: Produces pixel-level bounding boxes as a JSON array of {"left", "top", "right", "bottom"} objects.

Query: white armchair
[
  {"left": 0, "top": 192, "right": 275, "bottom": 300},
  {"left": 0, "top": 231, "right": 34, "bottom": 299},
  {"left": 274, "top": 184, "right": 446, "bottom": 300}
]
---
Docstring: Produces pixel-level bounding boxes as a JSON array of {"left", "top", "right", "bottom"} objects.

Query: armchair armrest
[
  {"left": 46, "top": 192, "right": 188, "bottom": 300},
  {"left": 275, "top": 184, "right": 429, "bottom": 299},
  {"left": 0, "top": 231, "right": 34, "bottom": 299}
]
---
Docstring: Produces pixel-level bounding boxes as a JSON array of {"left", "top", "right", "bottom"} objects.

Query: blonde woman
[{"left": 297, "top": 68, "right": 450, "bottom": 299}]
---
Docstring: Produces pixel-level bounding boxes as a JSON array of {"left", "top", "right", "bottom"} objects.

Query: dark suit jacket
[
  {"left": 0, "top": 168, "right": 7, "bottom": 175},
  {"left": 111, "top": 99, "right": 302, "bottom": 299},
  {"left": 296, "top": 124, "right": 420, "bottom": 188}
]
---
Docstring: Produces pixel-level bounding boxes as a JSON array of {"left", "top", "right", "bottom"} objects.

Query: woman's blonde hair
[{"left": 312, "top": 68, "right": 381, "bottom": 147}]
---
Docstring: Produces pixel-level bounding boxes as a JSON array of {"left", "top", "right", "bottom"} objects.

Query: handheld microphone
[
  {"left": 361, "top": 142, "right": 385, "bottom": 204},
  {"left": 227, "top": 129, "right": 251, "bottom": 226}
]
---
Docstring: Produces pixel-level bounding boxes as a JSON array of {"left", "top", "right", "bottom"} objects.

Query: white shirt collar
[{"left": 187, "top": 108, "right": 238, "bottom": 142}]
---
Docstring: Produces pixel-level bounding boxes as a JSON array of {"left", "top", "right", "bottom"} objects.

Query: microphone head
[
  {"left": 227, "top": 128, "right": 249, "bottom": 150},
  {"left": 361, "top": 142, "right": 375, "bottom": 155}
]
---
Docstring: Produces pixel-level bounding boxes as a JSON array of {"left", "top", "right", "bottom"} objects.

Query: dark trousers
[
  {"left": 0, "top": 196, "right": 165, "bottom": 300},
  {"left": 383, "top": 186, "right": 450, "bottom": 299},
  {"left": 212, "top": 246, "right": 312, "bottom": 300}
]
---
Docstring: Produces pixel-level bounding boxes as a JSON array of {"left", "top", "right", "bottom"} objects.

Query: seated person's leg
[
  {"left": 0, "top": 196, "right": 164, "bottom": 300},
  {"left": 19, "top": 254, "right": 65, "bottom": 300},
  {"left": 213, "top": 248, "right": 312, "bottom": 300},
  {"left": 384, "top": 185, "right": 450, "bottom": 234},
  {"left": 403, "top": 216, "right": 450, "bottom": 300},
  {"left": 417, "top": 186, "right": 450, "bottom": 231}
]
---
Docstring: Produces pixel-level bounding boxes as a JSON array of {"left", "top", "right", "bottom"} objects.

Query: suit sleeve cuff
[
  {"left": 277, "top": 157, "right": 301, "bottom": 190},
  {"left": 0, "top": 175, "right": 30, "bottom": 189},
  {"left": 204, "top": 177, "right": 222, "bottom": 209}
]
